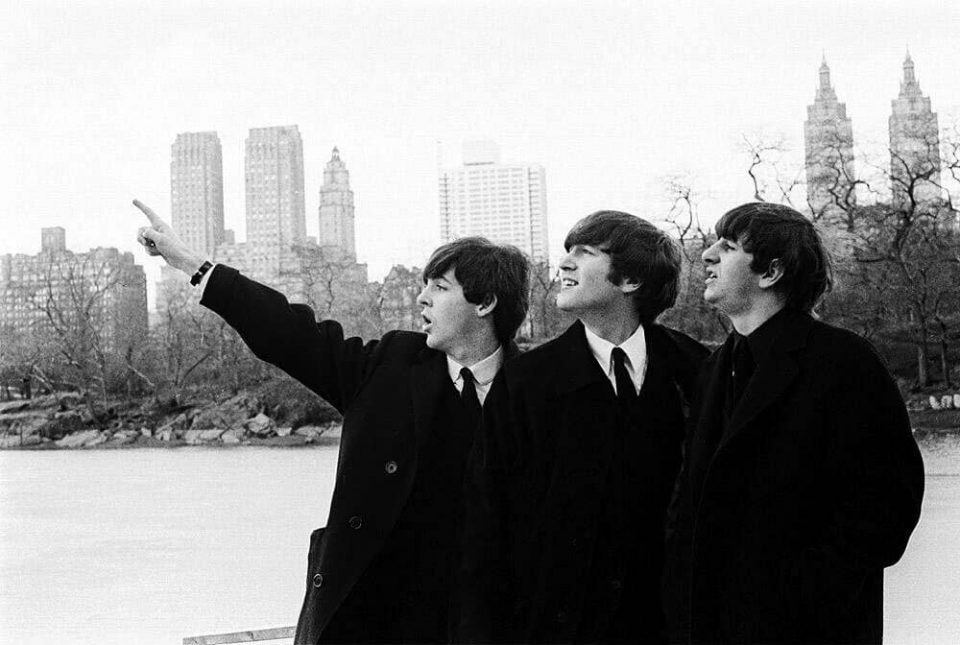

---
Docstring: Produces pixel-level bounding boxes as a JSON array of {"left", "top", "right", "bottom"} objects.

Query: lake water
[{"left": 1, "top": 436, "right": 958, "bottom": 644}]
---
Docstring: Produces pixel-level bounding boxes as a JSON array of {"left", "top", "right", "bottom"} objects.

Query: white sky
[{"left": 2, "top": 0, "right": 958, "bottom": 309}]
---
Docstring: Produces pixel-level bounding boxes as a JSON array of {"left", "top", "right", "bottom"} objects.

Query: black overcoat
[
  {"left": 459, "top": 320, "right": 707, "bottom": 643},
  {"left": 201, "top": 265, "right": 513, "bottom": 644},
  {"left": 666, "top": 309, "right": 925, "bottom": 644}
]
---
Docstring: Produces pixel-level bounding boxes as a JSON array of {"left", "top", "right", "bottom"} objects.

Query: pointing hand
[{"left": 132, "top": 199, "right": 204, "bottom": 275}]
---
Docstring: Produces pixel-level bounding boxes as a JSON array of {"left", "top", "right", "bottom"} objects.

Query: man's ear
[
  {"left": 619, "top": 277, "right": 641, "bottom": 295},
  {"left": 759, "top": 259, "right": 785, "bottom": 290},
  {"left": 476, "top": 294, "right": 498, "bottom": 318}
]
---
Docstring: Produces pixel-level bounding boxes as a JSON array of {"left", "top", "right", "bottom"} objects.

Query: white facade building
[{"left": 439, "top": 142, "right": 549, "bottom": 263}]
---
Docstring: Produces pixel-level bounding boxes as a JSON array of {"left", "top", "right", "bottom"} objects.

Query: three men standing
[
  {"left": 136, "top": 198, "right": 923, "bottom": 645},
  {"left": 667, "top": 202, "right": 925, "bottom": 644}
]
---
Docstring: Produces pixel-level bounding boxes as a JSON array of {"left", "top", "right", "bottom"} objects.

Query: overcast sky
[{"left": 2, "top": 1, "right": 958, "bottom": 308}]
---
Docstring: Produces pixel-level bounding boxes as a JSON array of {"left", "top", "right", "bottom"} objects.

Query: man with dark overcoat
[
  {"left": 133, "top": 200, "right": 530, "bottom": 644},
  {"left": 666, "top": 202, "right": 925, "bottom": 644},
  {"left": 459, "top": 210, "right": 707, "bottom": 644}
]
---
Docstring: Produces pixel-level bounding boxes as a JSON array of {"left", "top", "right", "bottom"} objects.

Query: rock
[
  {"left": 954, "top": 393, "right": 960, "bottom": 409},
  {"left": 191, "top": 404, "right": 248, "bottom": 430},
  {"left": 40, "top": 411, "right": 85, "bottom": 439},
  {"left": 941, "top": 395, "right": 954, "bottom": 410},
  {"left": 244, "top": 413, "right": 275, "bottom": 436},
  {"left": 156, "top": 428, "right": 173, "bottom": 442},
  {"left": 140, "top": 426, "right": 152, "bottom": 438},
  {"left": 929, "top": 396, "right": 941, "bottom": 410},
  {"left": 221, "top": 430, "right": 243, "bottom": 445},
  {"left": 12, "top": 415, "right": 50, "bottom": 438},
  {"left": 156, "top": 412, "right": 190, "bottom": 439},
  {"left": 294, "top": 425, "right": 324, "bottom": 439},
  {"left": 109, "top": 431, "right": 139, "bottom": 446},
  {"left": 184, "top": 428, "right": 225, "bottom": 445},
  {"left": 276, "top": 426, "right": 293, "bottom": 437},
  {"left": 56, "top": 429, "right": 103, "bottom": 448},
  {"left": 0, "top": 401, "right": 30, "bottom": 415}
]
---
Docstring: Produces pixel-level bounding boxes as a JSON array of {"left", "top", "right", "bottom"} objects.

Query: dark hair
[
  {"left": 564, "top": 210, "right": 681, "bottom": 323},
  {"left": 423, "top": 237, "right": 530, "bottom": 344},
  {"left": 715, "top": 202, "right": 833, "bottom": 313}
]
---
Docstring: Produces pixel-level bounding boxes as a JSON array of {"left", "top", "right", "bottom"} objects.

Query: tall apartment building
[
  {"left": 244, "top": 125, "right": 306, "bottom": 280},
  {"left": 889, "top": 52, "right": 942, "bottom": 207},
  {"left": 170, "top": 131, "right": 225, "bottom": 256},
  {"left": 318, "top": 147, "right": 356, "bottom": 260},
  {"left": 438, "top": 141, "right": 549, "bottom": 263},
  {"left": 804, "top": 57, "right": 857, "bottom": 226},
  {"left": 0, "top": 228, "right": 148, "bottom": 354}
]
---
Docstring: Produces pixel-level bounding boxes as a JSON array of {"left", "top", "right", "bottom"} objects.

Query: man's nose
[
  {"left": 416, "top": 287, "right": 429, "bottom": 306},
  {"left": 702, "top": 242, "right": 718, "bottom": 264},
  {"left": 558, "top": 252, "right": 574, "bottom": 271}
]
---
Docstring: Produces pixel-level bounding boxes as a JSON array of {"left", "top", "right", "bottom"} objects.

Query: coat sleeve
[
  {"left": 798, "top": 338, "right": 925, "bottom": 600},
  {"left": 458, "top": 372, "right": 521, "bottom": 644},
  {"left": 199, "top": 264, "right": 380, "bottom": 414}
]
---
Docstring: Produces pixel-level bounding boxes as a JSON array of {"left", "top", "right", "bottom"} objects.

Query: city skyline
[{"left": 3, "top": 2, "right": 959, "bottom": 309}]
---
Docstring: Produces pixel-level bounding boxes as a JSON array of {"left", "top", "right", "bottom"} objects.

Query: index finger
[{"left": 132, "top": 199, "right": 163, "bottom": 226}]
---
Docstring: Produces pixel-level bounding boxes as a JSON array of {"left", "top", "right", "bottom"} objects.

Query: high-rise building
[
  {"left": 170, "top": 132, "right": 225, "bottom": 256},
  {"left": 804, "top": 56, "right": 856, "bottom": 225},
  {"left": 438, "top": 141, "right": 549, "bottom": 263},
  {"left": 318, "top": 146, "right": 356, "bottom": 260},
  {"left": 245, "top": 125, "right": 306, "bottom": 279},
  {"left": 0, "top": 229, "right": 148, "bottom": 354},
  {"left": 889, "top": 51, "right": 942, "bottom": 207}
]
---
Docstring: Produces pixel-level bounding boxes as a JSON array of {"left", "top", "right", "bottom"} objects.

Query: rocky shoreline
[
  {"left": 2, "top": 388, "right": 958, "bottom": 450},
  {"left": 0, "top": 389, "right": 342, "bottom": 450}
]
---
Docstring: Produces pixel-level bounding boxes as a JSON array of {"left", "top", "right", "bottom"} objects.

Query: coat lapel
[
  {"left": 410, "top": 348, "right": 452, "bottom": 447},
  {"left": 556, "top": 320, "right": 615, "bottom": 396},
  {"left": 719, "top": 311, "right": 812, "bottom": 450}
]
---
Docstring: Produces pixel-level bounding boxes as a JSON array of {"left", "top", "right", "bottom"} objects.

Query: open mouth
[
  {"left": 560, "top": 278, "right": 578, "bottom": 288},
  {"left": 421, "top": 313, "right": 432, "bottom": 331}
]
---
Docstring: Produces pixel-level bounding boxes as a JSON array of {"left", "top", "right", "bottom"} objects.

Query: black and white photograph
[{"left": 1, "top": 1, "right": 957, "bottom": 643}]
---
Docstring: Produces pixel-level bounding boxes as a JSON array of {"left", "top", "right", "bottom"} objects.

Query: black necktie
[
  {"left": 460, "top": 367, "right": 482, "bottom": 427},
  {"left": 726, "top": 334, "right": 754, "bottom": 416},
  {"left": 611, "top": 347, "right": 637, "bottom": 408}
]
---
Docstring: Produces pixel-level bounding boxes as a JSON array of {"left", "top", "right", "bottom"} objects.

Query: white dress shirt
[
  {"left": 583, "top": 322, "right": 648, "bottom": 396},
  {"left": 446, "top": 345, "right": 504, "bottom": 406}
]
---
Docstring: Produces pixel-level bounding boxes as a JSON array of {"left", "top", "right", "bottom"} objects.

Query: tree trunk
[
  {"left": 941, "top": 338, "right": 952, "bottom": 388},
  {"left": 917, "top": 342, "right": 930, "bottom": 388}
]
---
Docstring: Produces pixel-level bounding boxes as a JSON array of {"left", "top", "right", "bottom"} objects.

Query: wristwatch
[{"left": 190, "top": 261, "right": 213, "bottom": 286}]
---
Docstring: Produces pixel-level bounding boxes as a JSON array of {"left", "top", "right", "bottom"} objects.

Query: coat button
[
  {"left": 348, "top": 515, "right": 363, "bottom": 530},
  {"left": 385, "top": 460, "right": 398, "bottom": 475},
  {"left": 609, "top": 578, "right": 623, "bottom": 590},
  {"left": 312, "top": 573, "right": 324, "bottom": 588},
  {"left": 555, "top": 610, "right": 568, "bottom": 624}
]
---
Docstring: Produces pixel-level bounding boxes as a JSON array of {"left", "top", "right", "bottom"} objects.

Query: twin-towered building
[
  {"left": 804, "top": 52, "right": 944, "bottom": 224},
  {"left": 163, "top": 126, "right": 364, "bottom": 309}
]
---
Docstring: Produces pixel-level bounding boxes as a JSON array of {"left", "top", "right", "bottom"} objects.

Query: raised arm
[{"left": 132, "top": 199, "right": 377, "bottom": 412}]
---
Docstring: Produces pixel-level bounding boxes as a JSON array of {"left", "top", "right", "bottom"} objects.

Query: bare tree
[{"left": 656, "top": 175, "right": 729, "bottom": 345}]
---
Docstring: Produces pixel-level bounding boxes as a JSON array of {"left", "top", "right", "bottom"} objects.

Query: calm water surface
[{"left": 1, "top": 437, "right": 957, "bottom": 644}]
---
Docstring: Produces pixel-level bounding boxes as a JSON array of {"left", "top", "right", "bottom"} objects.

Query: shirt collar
[
  {"left": 583, "top": 321, "right": 646, "bottom": 375},
  {"left": 446, "top": 344, "right": 504, "bottom": 386}
]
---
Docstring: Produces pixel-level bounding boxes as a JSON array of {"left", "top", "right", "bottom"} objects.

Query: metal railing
[{"left": 182, "top": 625, "right": 295, "bottom": 644}]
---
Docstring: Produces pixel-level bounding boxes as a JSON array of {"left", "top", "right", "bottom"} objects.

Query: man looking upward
[
  {"left": 134, "top": 199, "right": 529, "bottom": 644},
  {"left": 667, "top": 202, "right": 924, "bottom": 644},
  {"left": 460, "top": 210, "right": 706, "bottom": 644}
]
